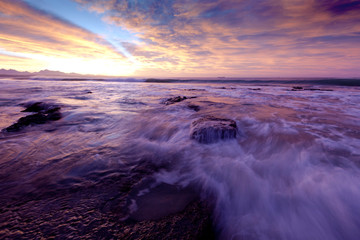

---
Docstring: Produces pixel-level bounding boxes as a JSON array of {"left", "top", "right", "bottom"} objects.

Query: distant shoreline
[{"left": 1, "top": 75, "right": 360, "bottom": 86}]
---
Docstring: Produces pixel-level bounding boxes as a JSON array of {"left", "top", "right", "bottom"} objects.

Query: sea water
[{"left": 0, "top": 78, "right": 360, "bottom": 239}]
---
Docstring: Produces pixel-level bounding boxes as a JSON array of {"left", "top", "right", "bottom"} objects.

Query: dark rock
[
  {"left": 292, "top": 86, "right": 303, "bottom": 91},
  {"left": 121, "top": 200, "right": 215, "bottom": 240},
  {"left": 291, "top": 87, "right": 333, "bottom": 92},
  {"left": 47, "top": 111, "right": 62, "bottom": 121},
  {"left": 190, "top": 116, "right": 237, "bottom": 144},
  {"left": 45, "top": 106, "right": 61, "bottom": 114},
  {"left": 128, "top": 183, "right": 198, "bottom": 221},
  {"left": 21, "top": 102, "right": 60, "bottom": 113},
  {"left": 5, "top": 113, "right": 47, "bottom": 132},
  {"left": 188, "top": 104, "right": 200, "bottom": 112},
  {"left": 217, "top": 87, "right": 236, "bottom": 90},
  {"left": 4, "top": 102, "right": 62, "bottom": 132},
  {"left": 250, "top": 88, "right": 261, "bottom": 91},
  {"left": 164, "top": 96, "right": 187, "bottom": 105},
  {"left": 304, "top": 88, "right": 333, "bottom": 91},
  {"left": 184, "top": 89, "right": 206, "bottom": 91}
]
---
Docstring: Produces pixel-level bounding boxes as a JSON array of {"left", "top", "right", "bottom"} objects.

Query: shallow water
[{"left": 0, "top": 78, "right": 360, "bottom": 239}]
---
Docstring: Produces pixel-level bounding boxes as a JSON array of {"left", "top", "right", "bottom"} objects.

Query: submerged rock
[
  {"left": 164, "top": 96, "right": 188, "bottom": 105},
  {"left": 190, "top": 116, "right": 237, "bottom": 144},
  {"left": 128, "top": 183, "right": 197, "bottom": 221},
  {"left": 4, "top": 102, "right": 62, "bottom": 132},
  {"left": 188, "top": 104, "right": 200, "bottom": 112}
]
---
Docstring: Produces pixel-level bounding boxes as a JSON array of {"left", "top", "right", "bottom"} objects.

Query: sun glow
[
  {"left": 46, "top": 57, "right": 138, "bottom": 76},
  {"left": 1, "top": 49, "right": 137, "bottom": 76}
]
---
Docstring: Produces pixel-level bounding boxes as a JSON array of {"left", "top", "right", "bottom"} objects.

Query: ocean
[{"left": 0, "top": 77, "right": 360, "bottom": 239}]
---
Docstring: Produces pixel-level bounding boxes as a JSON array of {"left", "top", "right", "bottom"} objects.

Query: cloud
[
  {"left": 74, "top": 0, "right": 360, "bottom": 77},
  {"left": 0, "top": 0, "right": 136, "bottom": 75}
]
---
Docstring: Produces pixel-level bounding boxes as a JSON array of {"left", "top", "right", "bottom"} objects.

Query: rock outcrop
[
  {"left": 164, "top": 96, "right": 197, "bottom": 105},
  {"left": 4, "top": 102, "right": 62, "bottom": 132},
  {"left": 190, "top": 116, "right": 237, "bottom": 144},
  {"left": 164, "top": 96, "right": 188, "bottom": 105},
  {"left": 291, "top": 86, "right": 333, "bottom": 91}
]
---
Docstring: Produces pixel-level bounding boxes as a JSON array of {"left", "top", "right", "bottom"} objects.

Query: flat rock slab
[
  {"left": 190, "top": 116, "right": 237, "bottom": 144},
  {"left": 128, "top": 183, "right": 198, "bottom": 221},
  {"left": 121, "top": 200, "right": 215, "bottom": 240}
]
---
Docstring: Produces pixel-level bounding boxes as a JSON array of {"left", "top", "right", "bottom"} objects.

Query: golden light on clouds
[
  {"left": 1, "top": 0, "right": 360, "bottom": 77},
  {"left": 0, "top": 0, "right": 136, "bottom": 76}
]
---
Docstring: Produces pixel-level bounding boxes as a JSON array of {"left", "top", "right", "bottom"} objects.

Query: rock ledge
[{"left": 190, "top": 116, "right": 237, "bottom": 144}]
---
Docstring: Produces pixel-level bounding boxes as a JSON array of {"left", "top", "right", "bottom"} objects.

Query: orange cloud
[
  {"left": 76, "top": 0, "right": 360, "bottom": 77},
  {"left": 0, "top": 0, "right": 136, "bottom": 76}
]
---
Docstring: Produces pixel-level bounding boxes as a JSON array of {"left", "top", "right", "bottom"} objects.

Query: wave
[{"left": 145, "top": 78, "right": 360, "bottom": 86}]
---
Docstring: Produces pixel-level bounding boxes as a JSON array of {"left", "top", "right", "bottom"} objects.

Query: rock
[
  {"left": 164, "top": 96, "right": 187, "bottom": 105},
  {"left": 291, "top": 87, "right": 333, "bottom": 92},
  {"left": 304, "top": 88, "right": 333, "bottom": 91},
  {"left": 4, "top": 102, "right": 62, "bottom": 132},
  {"left": 190, "top": 116, "right": 237, "bottom": 144},
  {"left": 21, "top": 102, "right": 60, "bottom": 113},
  {"left": 184, "top": 89, "right": 206, "bottom": 91},
  {"left": 128, "top": 183, "right": 198, "bottom": 221},
  {"left": 5, "top": 113, "right": 47, "bottom": 132},
  {"left": 188, "top": 104, "right": 200, "bottom": 112},
  {"left": 291, "top": 86, "right": 303, "bottom": 91},
  {"left": 217, "top": 87, "right": 236, "bottom": 90},
  {"left": 121, "top": 200, "right": 215, "bottom": 240}
]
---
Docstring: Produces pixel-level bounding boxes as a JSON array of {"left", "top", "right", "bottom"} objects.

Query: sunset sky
[{"left": 0, "top": 0, "right": 360, "bottom": 77}]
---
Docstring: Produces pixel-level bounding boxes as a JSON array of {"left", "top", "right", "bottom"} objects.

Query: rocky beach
[{"left": 1, "top": 78, "right": 360, "bottom": 239}]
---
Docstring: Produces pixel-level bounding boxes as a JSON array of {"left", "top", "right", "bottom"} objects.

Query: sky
[{"left": 0, "top": 0, "right": 360, "bottom": 77}]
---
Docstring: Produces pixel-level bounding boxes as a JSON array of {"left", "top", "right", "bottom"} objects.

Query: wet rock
[
  {"left": 4, "top": 102, "right": 62, "bottom": 132},
  {"left": 292, "top": 86, "right": 303, "bottom": 91},
  {"left": 188, "top": 104, "right": 200, "bottom": 112},
  {"left": 304, "top": 88, "right": 333, "bottom": 91},
  {"left": 164, "top": 96, "right": 187, "bottom": 105},
  {"left": 21, "top": 102, "right": 60, "bottom": 113},
  {"left": 291, "top": 86, "right": 333, "bottom": 92},
  {"left": 217, "top": 87, "right": 236, "bottom": 90},
  {"left": 190, "top": 116, "right": 237, "bottom": 144},
  {"left": 127, "top": 183, "right": 197, "bottom": 221},
  {"left": 121, "top": 200, "right": 215, "bottom": 240},
  {"left": 184, "top": 89, "right": 206, "bottom": 92}
]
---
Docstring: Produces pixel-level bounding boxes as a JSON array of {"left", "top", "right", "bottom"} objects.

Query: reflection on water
[{"left": 0, "top": 79, "right": 360, "bottom": 239}]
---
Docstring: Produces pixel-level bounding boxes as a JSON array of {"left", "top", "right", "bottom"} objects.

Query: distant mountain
[
  {"left": 0, "top": 69, "right": 32, "bottom": 76},
  {"left": 0, "top": 69, "right": 85, "bottom": 78},
  {"left": 36, "top": 69, "right": 83, "bottom": 77}
]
